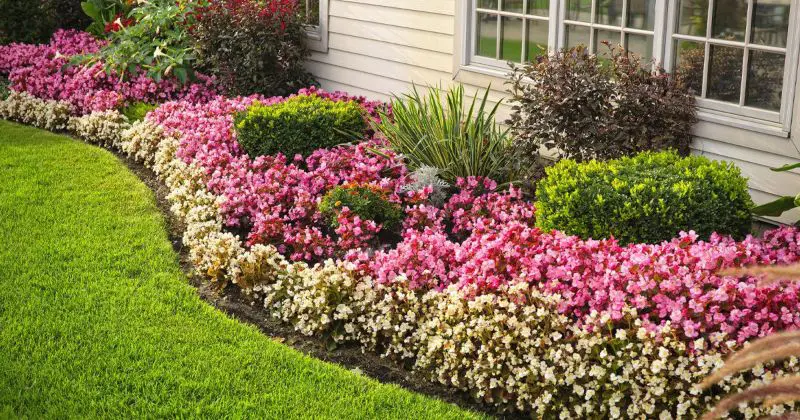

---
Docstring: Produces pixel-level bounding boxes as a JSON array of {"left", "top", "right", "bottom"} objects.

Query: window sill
[
  {"left": 696, "top": 110, "right": 790, "bottom": 138},
  {"left": 305, "top": 26, "right": 327, "bottom": 53},
  {"left": 457, "top": 63, "right": 510, "bottom": 80}
]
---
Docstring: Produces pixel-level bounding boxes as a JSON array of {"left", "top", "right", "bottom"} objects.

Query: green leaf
[
  {"left": 173, "top": 67, "right": 187, "bottom": 84},
  {"left": 81, "top": 2, "right": 100, "bottom": 21},
  {"left": 771, "top": 162, "right": 800, "bottom": 172},
  {"left": 752, "top": 196, "right": 799, "bottom": 217}
]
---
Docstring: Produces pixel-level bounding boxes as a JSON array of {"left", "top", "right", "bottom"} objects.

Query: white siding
[{"left": 308, "top": 0, "right": 800, "bottom": 225}]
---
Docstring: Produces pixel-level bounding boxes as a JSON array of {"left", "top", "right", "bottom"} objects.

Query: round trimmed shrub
[
  {"left": 234, "top": 95, "right": 368, "bottom": 159},
  {"left": 318, "top": 184, "right": 403, "bottom": 231},
  {"left": 121, "top": 102, "right": 158, "bottom": 123},
  {"left": 535, "top": 150, "right": 754, "bottom": 244}
]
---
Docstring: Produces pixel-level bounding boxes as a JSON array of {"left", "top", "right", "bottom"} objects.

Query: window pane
[
  {"left": 678, "top": 0, "right": 708, "bottom": 36},
  {"left": 674, "top": 40, "right": 705, "bottom": 95},
  {"left": 298, "top": 0, "right": 320, "bottom": 26},
  {"left": 565, "top": 24, "right": 591, "bottom": 47},
  {"left": 627, "top": 0, "right": 656, "bottom": 30},
  {"left": 752, "top": 0, "right": 791, "bottom": 48},
  {"left": 711, "top": 0, "right": 747, "bottom": 41},
  {"left": 596, "top": 0, "right": 623, "bottom": 26},
  {"left": 476, "top": 13, "right": 498, "bottom": 58},
  {"left": 502, "top": 0, "right": 524, "bottom": 13},
  {"left": 500, "top": 16, "right": 524, "bottom": 62},
  {"left": 567, "top": 0, "right": 592, "bottom": 22},
  {"left": 479, "top": 0, "right": 499, "bottom": 10},
  {"left": 626, "top": 33, "right": 653, "bottom": 61},
  {"left": 526, "top": 19, "right": 549, "bottom": 61},
  {"left": 746, "top": 50, "right": 785, "bottom": 111},
  {"left": 707, "top": 45, "right": 743, "bottom": 103},
  {"left": 595, "top": 28, "right": 621, "bottom": 54},
  {"left": 527, "top": 0, "right": 550, "bottom": 16}
]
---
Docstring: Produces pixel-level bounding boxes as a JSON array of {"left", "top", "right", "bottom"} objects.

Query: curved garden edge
[
  {"left": 0, "top": 120, "right": 481, "bottom": 419},
  {"left": 103, "top": 132, "right": 515, "bottom": 419}
]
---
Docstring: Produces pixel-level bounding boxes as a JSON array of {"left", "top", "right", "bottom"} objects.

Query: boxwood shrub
[
  {"left": 319, "top": 183, "right": 403, "bottom": 232},
  {"left": 121, "top": 102, "right": 158, "bottom": 123},
  {"left": 535, "top": 150, "right": 754, "bottom": 244},
  {"left": 234, "top": 95, "right": 367, "bottom": 159}
]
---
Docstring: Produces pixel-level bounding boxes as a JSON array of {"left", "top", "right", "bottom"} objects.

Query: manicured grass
[{"left": 0, "top": 120, "right": 483, "bottom": 419}]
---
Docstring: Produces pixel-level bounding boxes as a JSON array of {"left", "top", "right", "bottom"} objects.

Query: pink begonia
[{"left": 1, "top": 30, "right": 220, "bottom": 114}]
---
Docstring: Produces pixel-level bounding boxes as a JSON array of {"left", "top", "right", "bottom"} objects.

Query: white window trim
[
  {"left": 460, "top": 0, "right": 800, "bottom": 136},
  {"left": 304, "top": 0, "right": 329, "bottom": 53}
]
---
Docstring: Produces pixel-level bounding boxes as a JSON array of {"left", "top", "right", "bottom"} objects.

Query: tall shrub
[
  {"left": 192, "top": 0, "right": 314, "bottom": 97},
  {"left": 507, "top": 44, "right": 697, "bottom": 162},
  {"left": 535, "top": 150, "right": 753, "bottom": 245}
]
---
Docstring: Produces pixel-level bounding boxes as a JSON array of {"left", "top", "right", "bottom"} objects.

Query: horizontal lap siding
[{"left": 308, "top": 1, "right": 457, "bottom": 99}]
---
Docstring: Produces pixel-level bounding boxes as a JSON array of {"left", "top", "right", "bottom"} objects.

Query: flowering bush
[
  {"left": 68, "top": 109, "right": 130, "bottom": 147},
  {"left": 76, "top": 0, "right": 202, "bottom": 83},
  {"left": 192, "top": 0, "right": 314, "bottom": 96},
  {"left": 319, "top": 183, "right": 404, "bottom": 232},
  {"left": 0, "top": 91, "right": 72, "bottom": 131}
]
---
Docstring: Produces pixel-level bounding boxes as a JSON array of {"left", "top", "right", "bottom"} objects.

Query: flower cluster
[
  {"left": 147, "top": 93, "right": 406, "bottom": 261},
  {"left": 68, "top": 110, "right": 130, "bottom": 147},
  {"left": 0, "top": 91, "right": 72, "bottom": 131},
  {"left": 1, "top": 30, "right": 220, "bottom": 115}
]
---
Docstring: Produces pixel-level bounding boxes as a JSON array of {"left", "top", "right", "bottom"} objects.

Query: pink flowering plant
[{"left": 0, "top": 30, "right": 220, "bottom": 115}]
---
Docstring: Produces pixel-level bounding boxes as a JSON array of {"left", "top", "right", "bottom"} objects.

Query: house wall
[{"left": 307, "top": 0, "right": 800, "bottom": 224}]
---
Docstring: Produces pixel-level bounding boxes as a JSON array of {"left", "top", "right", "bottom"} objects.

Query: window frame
[
  {"left": 462, "top": 0, "right": 800, "bottom": 134},
  {"left": 303, "top": 0, "right": 329, "bottom": 53},
  {"left": 662, "top": 0, "right": 799, "bottom": 132}
]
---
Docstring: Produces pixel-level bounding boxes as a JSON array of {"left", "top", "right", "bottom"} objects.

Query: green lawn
[{"left": 0, "top": 120, "right": 483, "bottom": 419}]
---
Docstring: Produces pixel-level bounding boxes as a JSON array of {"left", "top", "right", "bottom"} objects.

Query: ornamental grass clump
[
  {"left": 373, "top": 84, "right": 512, "bottom": 184},
  {"left": 235, "top": 94, "right": 368, "bottom": 159},
  {"left": 536, "top": 150, "right": 753, "bottom": 244}
]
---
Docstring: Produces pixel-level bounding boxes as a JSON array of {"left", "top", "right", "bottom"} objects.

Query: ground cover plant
[
  {"left": 3, "top": 32, "right": 800, "bottom": 418},
  {"left": 0, "top": 120, "right": 481, "bottom": 419}
]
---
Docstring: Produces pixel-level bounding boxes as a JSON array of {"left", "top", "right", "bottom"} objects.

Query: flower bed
[
  {"left": 0, "top": 30, "right": 219, "bottom": 115},
  {"left": 3, "top": 32, "right": 800, "bottom": 418}
]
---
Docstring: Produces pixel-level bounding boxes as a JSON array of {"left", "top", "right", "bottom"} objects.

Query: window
[
  {"left": 563, "top": 0, "right": 657, "bottom": 59},
  {"left": 300, "top": 0, "right": 329, "bottom": 52},
  {"left": 668, "top": 0, "right": 793, "bottom": 123},
  {"left": 472, "top": 0, "right": 554, "bottom": 67},
  {"left": 299, "top": 0, "right": 321, "bottom": 26},
  {"left": 464, "top": 0, "right": 798, "bottom": 130}
]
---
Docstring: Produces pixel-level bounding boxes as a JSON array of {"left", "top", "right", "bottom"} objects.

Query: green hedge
[
  {"left": 535, "top": 150, "right": 754, "bottom": 244},
  {"left": 234, "top": 95, "right": 367, "bottom": 159}
]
